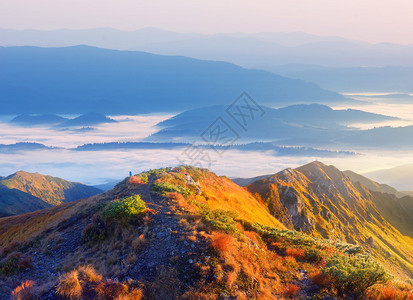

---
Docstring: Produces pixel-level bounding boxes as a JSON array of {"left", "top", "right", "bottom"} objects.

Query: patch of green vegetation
[
  {"left": 202, "top": 209, "right": 239, "bottom": 234},
  {"left": 305, "top": 248, "right": 324, "bottom": 263},
  {"left": 152, "top": 182, "right": 192, "bottom": 196},
  {"left": 246, "top": 222, "right": 390, "bottom": 295},
  {"left": 323, "top": 253, "right": 391, "bottom": 295},
  {"left": 102, "top": 195, "right": 146, "bottom": 220},
  {"left": 136, "top": 168, "right": 174, "bottom": 183},
  {"left": 246, "top": 222, "right": 362, "bottom": 255}
]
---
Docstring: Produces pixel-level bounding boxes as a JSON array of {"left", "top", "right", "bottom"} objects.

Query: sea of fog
[{"left": 1, "top": 94, "right": 413, "bottom": 189}]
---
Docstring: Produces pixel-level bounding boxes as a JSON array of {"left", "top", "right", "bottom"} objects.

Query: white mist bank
[
  {"left": 1, "top": 96, "right": 413, "bottom": 188},
  {"left": 1, "top": 148, "right": 413, "bottom": 190},
  {"left": 0, "top": 114, "right": 172, "bottom": 148}
]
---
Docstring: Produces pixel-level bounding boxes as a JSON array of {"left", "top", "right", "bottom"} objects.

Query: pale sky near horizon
[{"left": 0, "top": 0, "right": 412, "bottom": 45}]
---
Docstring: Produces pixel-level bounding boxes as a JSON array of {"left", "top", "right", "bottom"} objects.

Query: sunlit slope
[
  {"left": 151, "top": 166, "right": 285, "bottom": 229},
  {"left": 247, "top": 161, "right": 413, "bottom": 279},
  {"left": 1, "top": 171, "right": 101, "bottom": 206},
  {"left": 0, "top": 166, "right": 411, "bottom": 299}
]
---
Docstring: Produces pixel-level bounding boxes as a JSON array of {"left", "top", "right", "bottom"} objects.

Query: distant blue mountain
[
  {"left": 1, "top": 28, "right": 413, "bottom": 67},
  {"left": 56, "top": 112, "right": 116, "bottom": 127},
  {"left": 74, "top": 141, "right": 354, "bottom": 157},
  {"left": 268, "top": 65, "right": 413, "bottom": 93},
  {"left": 11, "top": 114, "right": 68, "bottom": 125},
  {"left": 0, "top": 142, "right": 56, "bottom": 152},
  {"left": 149, "top": 104, "right": 398, "bottom": 144},
  {"left": 0, "top": 46, "right": 347, "bottom": 114}
]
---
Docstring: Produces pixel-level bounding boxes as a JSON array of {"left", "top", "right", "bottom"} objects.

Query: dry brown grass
[
  {"left": 128, "top": 176, "right": 145, "bottom": 185},
  {"left": 0, "top": 193, "right": 106, "bottom": 251},
  {"left": 56, "top": 270, "right": 82, "bottom": 299},
  {"left": 310, "top": 271, "right": 334, "bottom": 288},
  {"left": 95, "top": 280, "right": 128, "bottom": 299},
  {"left": 285, "top": 283, "right": 300, "bottom": 297},
  {"left": 11, "top": 280, "right": 35, "bottom": 300},
  {"left": 77, "top": 265, "right": 102, "bottom": 283},
  {"left": 145, "top": 267, "right": 181, "bottom": 299},
  {"left": 56, "top": 266, "right": 144, "bottom": 300},
  {"left": 285, "top": 247, "right": 306, "bottom": 260},
  {"left": 132, "top": 234, "right": 146, "bottom": 250},
  {"left": 366, "top": 282, "right": 413, "bottom": 300},
  {"left": 211, "top": 233, "right": 233, "bottom": 254}
]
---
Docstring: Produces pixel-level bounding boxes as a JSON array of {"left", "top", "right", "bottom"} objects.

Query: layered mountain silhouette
[
  {"left": 1, "top": 28, "right": 413, "bottom": 67},
  {"left": 0, "top": 171, "right": 102, "bottom": 217},
  {"left": 0, "top": 46, "right": 347, "bottom": 114},
  {"left": 11, "top": 114, "right": 68, "bottom": 125},
  {"left": 343, "top": 170, "right": 406, "bottom": 198},
  {"left": 0, "top": 164, "right": 411, "bottom": 299},
  {"left": 365, "top": 164, "right": 413, "bottom": 191},
  {"left": 0, "top": 142, "right": 55, "bottom": 152},
  {"left": 148, "top": 104, "right": 398, "bottom": 146},
  {"left": 55, "top": 112, "right": 116, "bottom": 127},
  {"left": 269, "top": 65, "right": 413, "bottom": 93},
  {"left": 10, "top": 112, "right": 115, "bottom": 127}
]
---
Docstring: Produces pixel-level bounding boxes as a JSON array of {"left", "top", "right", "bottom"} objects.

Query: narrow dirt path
[{"left": 128, "top": 176, "right": 206, "bottom": 291}]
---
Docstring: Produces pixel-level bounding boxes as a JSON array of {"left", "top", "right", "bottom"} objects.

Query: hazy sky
[{"left": 1, "top": 0, "right": 413, "bottom": 44}]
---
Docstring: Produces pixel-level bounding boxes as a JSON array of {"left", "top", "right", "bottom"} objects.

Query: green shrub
[
  {"left": 102, "top": 195, "right": 146, "bottom": 220},
  {"left": 322, "top": 253, "right": 391, "bottom": 295},
  {"left": 152, "top": 182, "right": 192, "bottom": 196},
  {"left": 202, "top": 209, "right": 239, "bottom": 234},
  {"left": 305, "top": 248, "right": 323, "bottom": 263}
]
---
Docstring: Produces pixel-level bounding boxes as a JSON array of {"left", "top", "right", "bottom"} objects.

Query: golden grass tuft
[
  {"left": 285, "top": 284, "right": 300, "bottom": 297},
  {"left": 77, "top": 265, "right": 102, "bottom": 283},
  {"left": 285, "top": 247, "right": 305, "bottom": 260},
  {"left": 211, "top": 232, "right": 233, "bottom": 254},
  {"left": 56, "top": 270, "right": 82, "bottom": 299},
  {"left": 366, "top": 282, "right": 413, "bottom": 300},
  {"left": 11, "top": 280, "right": 35, "bottom": 300},
  {"left": 95, "top": 280, "right": 128, "bottom": 299},
  {"left": 128, "top": 176, "right": 145, "bottom": 185}
]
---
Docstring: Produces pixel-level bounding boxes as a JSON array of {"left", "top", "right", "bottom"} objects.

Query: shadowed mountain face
[
  {"left": 0, "top": 186, "right": 51, "bottom": 217},
  {"left": 0, "top": 46, "right": 346, "bottom": 114},
  {"left": 246, "top": 161, "right": 413, "bottom": 278},
  {"left": 0, "top": 171, "right": 102, "bottom": 217}
]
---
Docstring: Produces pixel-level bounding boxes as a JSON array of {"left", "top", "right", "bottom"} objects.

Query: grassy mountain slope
[
  {"left": 343, "top": 170, "right": 413, "bottom": 238},
  {"left": 0, "top": 171, "right": 102, "bottom": 206},
  {"left": 0, "top": 166, "right": 412, "bottom": 299},
  {"left": 247, "top": 162, "right": 413, "bottom": 280}
]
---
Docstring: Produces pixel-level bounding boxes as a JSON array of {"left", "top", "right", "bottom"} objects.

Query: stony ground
[{"left": 0, "top": 176, "right": 210, "bottom": 299}]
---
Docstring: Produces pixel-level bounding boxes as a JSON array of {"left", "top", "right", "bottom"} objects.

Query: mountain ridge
[
  {"left": 0, "top": 171, "right": 102, "bottom": 216},
  {"left": 0, "top": 45, "right": 346, "bottom": 114},
  {"left": 246, "top": 161, "right": 413, "bottom": 279},
  {"left": 0, "top": 165, "right": 411, "bottom": 299}
]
